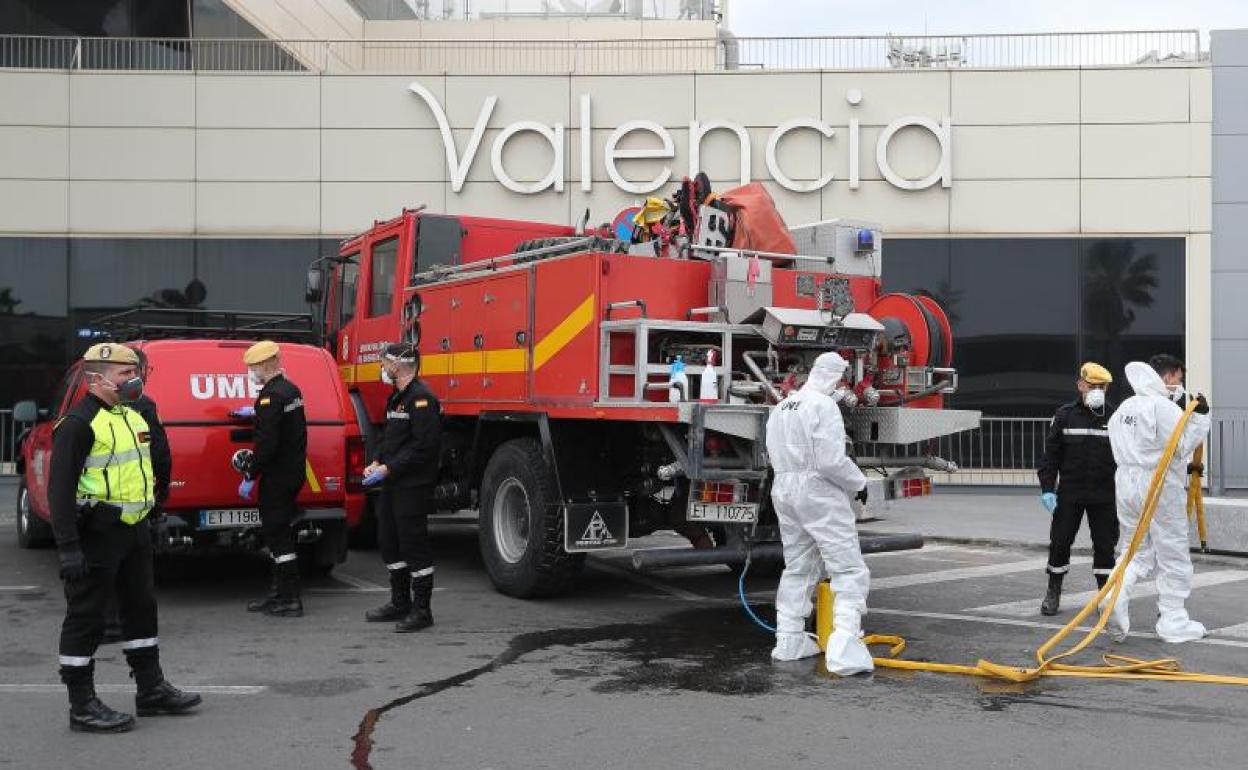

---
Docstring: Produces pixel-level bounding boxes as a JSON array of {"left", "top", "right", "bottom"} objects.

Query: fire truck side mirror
[{"left": 305, "top": 267, "right": 324, "bottom": 304}]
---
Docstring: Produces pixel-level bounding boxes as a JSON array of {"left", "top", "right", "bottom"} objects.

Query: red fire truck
[{"left": 309, "top": 193, "right": 979, "bottom": 598}]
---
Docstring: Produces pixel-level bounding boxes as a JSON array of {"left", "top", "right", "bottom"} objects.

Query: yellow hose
[
  {"left": 819, "top": 401, "right": 1248, "bottom": 686},
  {"left": 1187, "top": 444, "right": 1208, "bottom": 552}
]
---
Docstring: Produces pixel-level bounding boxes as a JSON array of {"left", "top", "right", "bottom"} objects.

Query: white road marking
[
  {"left": 968, "top": 570, "right": 1248, "bottom": 617},
  {"left": 0, "top": 586, "right": 40, "bottom": 592},
  {"left": 587, "top": 559, "right": 706, "bottom": 602},
  {"left": 868, "top": 607, "right": 1248, "bottom": 650},
  {"left": 1210, "top": 621, "right": 1248, "bottom": 639},
  {"left": 870, "top": 557, "right": 1091, "bottom": 591},
  {"left": 0, "top": 684, "right": 266, "bottom": 695},
  {"left": 864, "top": 544, "right": 957, "bottom": 559}
]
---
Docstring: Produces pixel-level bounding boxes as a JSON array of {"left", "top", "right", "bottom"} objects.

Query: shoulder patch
[
  {"left": 259, "top": 398, "right": 272, "bottom": 406},
  {"left": 414, "top": 399, "right": 429, "bottom": 408}
]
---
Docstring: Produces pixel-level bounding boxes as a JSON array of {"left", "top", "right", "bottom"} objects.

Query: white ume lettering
[
  {"left": 190, "top": 374, "right": 263, "bottom": 401},
  {"left": 408, "top": 83, "right": 952, "bottom": 196}
]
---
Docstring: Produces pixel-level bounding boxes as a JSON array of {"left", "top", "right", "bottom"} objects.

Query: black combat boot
[
  {"left": 264, "top": 559, "right": 303, "bottom": 618},
  {"left": 246, "top": 574, "right": 280, "bottom": 613},
  {"left": 365, "top": 569, "right": 411, "bottom": 622},
  {"left": 396, "top": 573, "right": 434, "bottom": 633},
  {"left": 127, "top": 648, "right": 202, "bottom": 716},
  {"left": 1096, "top": 573, "right": 1109, "bottom": 590},
  {"left": 1040, "top": 572, "right": 1063, "bottom": 616},
  {"left": 61, "top": 662, "right": 135, "bottom": 733}
]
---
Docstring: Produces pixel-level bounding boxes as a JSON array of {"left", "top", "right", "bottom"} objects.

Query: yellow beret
[
  {"left": 243, "top": 340, "right": 281, "bottom": 365},
  {"left": 1080, "top": 362, "right": 1112, "bottom": 385},
  {"left": 82, "top": 343, "right": 139, "bottom": 365}
]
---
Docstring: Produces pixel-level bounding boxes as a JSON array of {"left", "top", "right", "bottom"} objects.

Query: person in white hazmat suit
[
  {"left": 765, "top": 351, "right": 873, "bottom": 675},
  {"left": 1108, "top": 355, "right": 1211, "bottom": 643}
]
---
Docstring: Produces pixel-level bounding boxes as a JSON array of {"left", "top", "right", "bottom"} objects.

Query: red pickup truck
[{"left": 14, "top": 321, "right": 365, "bottom": 576}]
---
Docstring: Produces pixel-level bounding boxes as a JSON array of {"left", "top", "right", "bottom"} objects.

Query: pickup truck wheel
[
  {"left": 479, "top": 438, "right": 584, "bottom": 598},
  {"left": 16, "top": 480, "right": 54, "bottom": 549}
]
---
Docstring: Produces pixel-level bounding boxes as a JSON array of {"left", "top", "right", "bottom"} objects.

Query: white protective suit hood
[
  {"left": 801, "top": 352, "right": 849, "bottom": 397},
  {"left": 1124, "top": 360, "right": 1170, "bottom": 400}
]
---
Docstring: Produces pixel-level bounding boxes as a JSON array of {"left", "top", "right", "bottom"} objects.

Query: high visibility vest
[{"left": 75, "top": 405, "right": 155, "bottom": 525}]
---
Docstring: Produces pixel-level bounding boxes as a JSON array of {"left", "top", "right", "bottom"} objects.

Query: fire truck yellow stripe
[
  {"left": 344, "top": 296, "right": 594, "bottom": 383},
  {"left": 532, "top": 295, "right": 596, "bottom": 370}
]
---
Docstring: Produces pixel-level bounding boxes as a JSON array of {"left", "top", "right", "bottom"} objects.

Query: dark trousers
[
  {"left": 60, "top": 518, "right": 158, "bottom": 661},
  {"left": 377, "top": 483, "right": 435, "bottom": 576},
  {"left": 258, "top": 479, "right": 300, "bottom": 558},
  {"left": 1047, "top": 496, "right": 1120, "bottom": 579}
]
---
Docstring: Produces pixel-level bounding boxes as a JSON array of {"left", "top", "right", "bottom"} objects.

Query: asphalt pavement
[{"left": 3, "top": 477, "right": 1248, "bottom": 770}]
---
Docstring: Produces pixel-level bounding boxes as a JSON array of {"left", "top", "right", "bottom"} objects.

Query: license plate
[
  {"left": 199, "top": 509, "right": 261, "bottom": 529},
  {"left": 687, "top": 501, "right": 759, "bottom": 523}
]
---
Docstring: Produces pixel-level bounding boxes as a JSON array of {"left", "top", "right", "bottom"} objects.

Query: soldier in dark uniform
[
  {"left": 238, "top": 340, "right": 308, "bottom": 618},
  {"left": 363, "top": 342, "right": 443, "bottom": 633},
  {"left": 1036, "top": 362, "right": 1119, "bottom": 616}
]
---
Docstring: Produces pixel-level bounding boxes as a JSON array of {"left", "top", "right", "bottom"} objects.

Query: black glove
[
  {"left": 1194, "top": 393, "right": 1210, "bottom": 415},
  {"left": 58, "top": 550, "right": 88, "bottom": 582},
  {"left": 855, "top": 487, "right": 869, "bottom": 505}
]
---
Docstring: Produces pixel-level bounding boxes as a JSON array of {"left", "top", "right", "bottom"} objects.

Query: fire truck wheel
[
  {"left": 16, "top": 479, "right": 54, "bottom": 549},
  {"left": 479, "top": 438, "right": 585, "bottom": 598}
]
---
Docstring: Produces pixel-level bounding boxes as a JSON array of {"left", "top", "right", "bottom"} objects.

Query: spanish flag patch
[
  {"left": 259, "top": 398, "right": 271, "bottom": 406},
  {"left": 414, "top": 399, "right": 429, "bottom": 408}
]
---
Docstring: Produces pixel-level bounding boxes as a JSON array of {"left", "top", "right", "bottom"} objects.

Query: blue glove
[
  {"left": 239, "top": 479, "right": 256, "bottom": 500},
  {"left": 362, "top": 466, "right": 389, "bottom": 487},
  {"left": 1040, "top": 492, "right": 1058, "bottom": 515},
  {"left": 230, "top": 406, "right": 256, "bottom": 419}
]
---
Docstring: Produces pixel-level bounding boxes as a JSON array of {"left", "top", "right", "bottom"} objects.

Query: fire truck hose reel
[{"left": 804, "top": 403, "right": 1248, "bottom": 686}]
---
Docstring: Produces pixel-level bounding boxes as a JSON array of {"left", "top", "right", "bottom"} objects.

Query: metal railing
[
  {"left": 0, "top": 30, "right": 1203, "bottom": 74},
  {"left": 1, "top": 409, "right": 18, "bottom": 476},
  {"left": 858, "top": 416, "right": 1051, "bottom": 487},
  {"left": 1212, "top": 418, "right": 1248, "bottom": 494}
]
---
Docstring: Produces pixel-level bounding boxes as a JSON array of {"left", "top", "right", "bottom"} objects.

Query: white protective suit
[
  {"left": 1108, "top": 362, "right": 1211, "bottom": 643},
  {"left": 765, "top": 352, "right": 873, "bottom": 674}
]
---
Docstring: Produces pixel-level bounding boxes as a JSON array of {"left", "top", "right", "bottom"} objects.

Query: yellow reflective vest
[{"left": 74, "top": 404, "right": 155, "bottom": 525}]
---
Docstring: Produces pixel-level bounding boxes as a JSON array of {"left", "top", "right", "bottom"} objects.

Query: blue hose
[{"left": 738, "top": 559, "right": 776, "bottom": 634}]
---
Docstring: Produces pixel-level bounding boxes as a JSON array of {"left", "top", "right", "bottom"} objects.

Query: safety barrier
[{"left": 0, "top": 30, "right": 1202, "bottom": 75}]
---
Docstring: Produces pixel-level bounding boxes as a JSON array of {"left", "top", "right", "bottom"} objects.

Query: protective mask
[
  {"left": 248, "top": 369, "right": 265, "bottom": 387},
  {"left": 117, "top": 377, "right": 144, "bottom": 403},
  {"left": 380, "top": 368, "right": 394, "bottom": 386},
  {"left": 1168, "top": 384, "right": 1185, "bottom": 403},
  {"left": 1084, "top": 389, "right": 1106, "bottom": 410}
]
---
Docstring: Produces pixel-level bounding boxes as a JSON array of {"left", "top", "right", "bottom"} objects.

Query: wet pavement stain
[{"left": 350, "top": 606, "right": 813, "bottom": 769}]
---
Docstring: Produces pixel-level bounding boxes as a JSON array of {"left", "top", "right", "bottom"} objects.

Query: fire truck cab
[{"left": 313, "top": 204, "right": 979, "bottom": 598}]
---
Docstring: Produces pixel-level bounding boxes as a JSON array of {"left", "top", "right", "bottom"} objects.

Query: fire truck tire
[
  {"left": 479, "top": 438, "right": 585, "bottom": 598},
  {"left": 16, "top": 479, "right": 54, "bottom": 549}
]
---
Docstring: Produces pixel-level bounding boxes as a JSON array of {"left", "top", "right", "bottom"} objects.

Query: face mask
[
  {"left": 1168, "top": 384, "right": 1185, "bottom": 402},
  {"left": 1084, "top": 389, "right": 1106, "bottom": 409},
  {"left": 380, "top": 367, "right": 394, "bottom": 386},
  {"left": 118, "top": 377, "right": 144, "bottom": 403},
  {"left": 248, "top": 369, "right": 265, "bottom": 387}
]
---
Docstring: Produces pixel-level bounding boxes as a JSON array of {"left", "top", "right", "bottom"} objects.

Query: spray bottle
[
  {"left": 699, "top": 349, "right": 719, "bottom": 403},
  {"left": 668, "top": 356, "right": 689, "bottom": 403}
]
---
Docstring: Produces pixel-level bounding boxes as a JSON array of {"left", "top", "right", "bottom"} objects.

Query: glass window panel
[
  {"left": 1079, "top": 237, "right": 1185, "bottom": 405},
  {"left": 369, "top": 237, "right": 398, "bottom": 318},
  {"left": 0, "top": 237, "right": 69, "bottom": 411}
]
